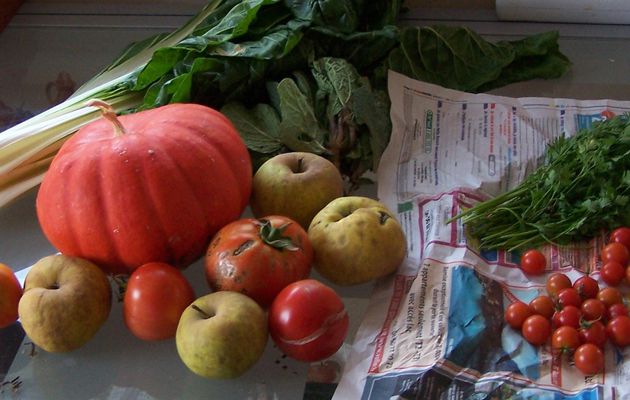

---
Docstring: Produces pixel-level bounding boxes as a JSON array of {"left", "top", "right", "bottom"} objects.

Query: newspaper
[{"left": 333, "top": 71, "right": 630, "bottom": 400}]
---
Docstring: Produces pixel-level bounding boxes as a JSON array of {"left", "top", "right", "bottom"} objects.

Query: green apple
[
  {"left": 250, "top": 152, "right": 344, "bottom": 229},
  {"left": 18, "top": 254, "right": 112, "bottom": 353},
  {"left": 308, "top": 196, "right": 406, "bottom": 286},
  {"left": 176, "top": 291, "right": 268, "bottom": 379}
]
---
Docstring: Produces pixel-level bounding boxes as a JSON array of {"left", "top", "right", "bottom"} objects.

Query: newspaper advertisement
[{"left": 333, "top": 71, "right": 630, "bottom": 400}]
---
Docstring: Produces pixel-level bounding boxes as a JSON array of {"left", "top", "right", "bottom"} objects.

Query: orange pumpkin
[{"left": 36, "top": 101, "right": 252, "bottom": 274}]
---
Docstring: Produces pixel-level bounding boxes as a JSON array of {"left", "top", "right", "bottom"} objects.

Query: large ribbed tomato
[
  {"left": 205, "top": 216, "right": 313, "bottom": 308},
  {"left": 36, "top": 101, "right": 252, "bottom": 274}
]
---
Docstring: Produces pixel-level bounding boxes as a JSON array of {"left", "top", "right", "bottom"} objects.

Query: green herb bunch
[{"left": 453, "top": 114, "right": 630, "bottom": 251}]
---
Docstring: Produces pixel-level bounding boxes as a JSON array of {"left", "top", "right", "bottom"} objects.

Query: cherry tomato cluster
[
  {"left": 600, "top": 227, "right": 630, "bottom": 286},
  {"left": 508, "top": 230, "right": 630, "bottom": 376}
]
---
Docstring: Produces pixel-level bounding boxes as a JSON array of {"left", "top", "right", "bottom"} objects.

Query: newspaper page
[{"left": 333, "top": 71, "right": 630, "bottom": 400}]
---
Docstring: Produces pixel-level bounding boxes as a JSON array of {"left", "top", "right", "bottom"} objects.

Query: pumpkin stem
[
  {"left": 87, "top": 99, "right": 127, "bottom": 136},
  {"left": 257, "top": 219, "right": 299, "bottom": 251}
]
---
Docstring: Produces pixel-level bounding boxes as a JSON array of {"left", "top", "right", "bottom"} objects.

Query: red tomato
[
  {"left": 606, "top": 315, "right": 630, "bottom": 347},
  {"left": 607, "top": 303, "right": 629, "bottom": 320},
  {"left": 600, "top": 110, "right": 615, "bottom": 120},
  {"left": 601, "top": 242, "right": 630, "bottom": 266},
  {"left": 573, "top": 276, "right": 599, "bottom": 300},
  {"left": 551, "top": 326, "right": 582, "bottom": 352},
  {"left": 268, "top": 279, "right": 349, "bottom": 362},
  {"left": 521, "top": 315, "right": 551, "bottom": 346},
  {"left": 557, "top": 288, "right": 582, "bottom": 308},
  {"left": 597, "top": 287, "right": 623, "bottom": 308},
  {"left": 574, "top": 343, "right": 604, "bottom": 375},
  {"left": 600, "top": 261, "right": 625, "bottom": 287},
  {"left": 580, "top": 299, "right": 606, "bottom": 321},
  {"left": 520, "top": 249, "right": 546, "bottom": 275},
  {"left": 552, "top": 305, "right": 582, "bottom": 329},
  {"left": 205, "top": 216, "right": 313, "bottom": 308},
  {"left": 609, "top": 227, "right": 630, "bottom": 249},
  {"left": 626, "top": 265, "right": 630, "bottom": 285},
  {"left": 579, "top": 321, "right": 607, "bottom": 348},
  {"left": 546, "top": 273, "right": 572, "bottom": 297},
  {"left": 529, "top": 295, "right": 555, "bottom": 319},
  {"left": 0, "top": 263, "right": 22, "bottom": 329},
  {"left": 124, "top": 262, "right": 195, "bottom": 341},
  {"left": 505, "top": 301, "right": 533, "bottom": 329}
]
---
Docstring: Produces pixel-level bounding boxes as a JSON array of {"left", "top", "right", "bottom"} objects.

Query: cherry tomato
[
  {"left": 601, "top": 242, "right": 630, "bottom": 266},
  {"left": 505, "top": 301, "right": 533, "bottom": 329},
  {"left": 551, "top": 326, "right": 582, "bottom": 352},
  {"left": 124, "top": 262, "right": 195, "bottom": 341},
  {"left": 552, "top": 305, "right": 582, "bottom": 329},
  {"left": 0, "top": 263, "right": 22, "bottom": 329},
  {"left": 557, "top": 288, "right": 582, "bottom": 308},
  {"left": 609, "top": 227, "right": 630, "bottom": 249},
  {"left": 600, "top": 261, "right": 625, "bottom": 287},
  {"left": 529, "top": 295, "right": 555, "bottom": 319},
  {"left": 520, "top": 249, "right": 546, "bottom": 275},
  {"left": 574, "top": 343, "right": 604, "bottom": 375},
  {"left": 606, "top": 315, "right": 630, "bottom": 348},
  {"left": 205, "top": 216, "right": 313, "bottom": 307},
  {"left": 580, "top": 298, "right": 606, "bottom": 321},
  {"left": 600, "top": 110, "right": 616, "bottom": 120},
  {"left": 597, "top": 287, "right": 623, "bottom": 308},
  {"left": 573, "top": 276, "right": 599, "bottom": 300},
  {"left": 268, "top": 279, "right": 349, "bottom": 362},
  {"left": 521, "top": 314, "right": 551, "bottom": 346},
  {"left": 626, "top": 265, "right": 630, "bottom": 285},
  {"left": 546, "top": 273, "right": 572, "bottom": 297},
  {"left": 607, "top": 303, "right": 629, "bottom": 320},
  {"left": 579, "top": 321, "right": 607, "bottom": 348}
]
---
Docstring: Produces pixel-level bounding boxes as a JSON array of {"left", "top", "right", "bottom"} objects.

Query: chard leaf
[
  {"left": 350, "top": 82, "right": 391, "bottom": 170},
  {"left": 387, "top": 25, "right": 515, "bottom": 93},
  {"left": 312, "top": 57, "right": 360, "bottom": 119},
  {"left": 477, "top": 31, "right": 571, "bottom": 92},
  {"left": 221, "top": 77, "right": 327, "bottom": 156},
  {"left": 277, "top": 78, "right": 327, "bottom": 153},
  {"left": 284, "top": 0, "right": 359, "bottom": 33},
  {"left": 221, "top": 102, "right": 283, "bottom": 153}
]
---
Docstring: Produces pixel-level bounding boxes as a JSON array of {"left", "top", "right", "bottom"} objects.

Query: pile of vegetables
[
  {"left": 0, "top": 0, "right": 570, "bottom": 206},
  {"left": 452, "top": 113, "right": 630, "bottom": 251}
]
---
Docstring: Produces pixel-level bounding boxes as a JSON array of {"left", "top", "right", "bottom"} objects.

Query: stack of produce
[{"left": 0, "top": 0, "right": 570, "bottom": 206}]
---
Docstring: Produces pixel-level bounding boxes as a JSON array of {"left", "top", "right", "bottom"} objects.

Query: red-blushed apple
[
  {"left": 250, "top": 152, "right": 344, "bottom": 229},
  {"left": 308, "top": 196, "right": 406, "bottom": 286},
  {"left": 18, "top": 254, "right": 112, "bottom": 352},
  {"left": 175, "top": 291, "right": 268, "bottom": 379}
]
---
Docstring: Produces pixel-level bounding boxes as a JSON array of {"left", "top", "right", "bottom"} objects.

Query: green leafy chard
[
  {"left": 451, "top": 114, "right": 630, "bottom": 251},
  {"left": 222, "top": 57, "right": 391, "bottom": 188},
  {"left": 0, "top": 0, "right": 572, "bottom": 206}
]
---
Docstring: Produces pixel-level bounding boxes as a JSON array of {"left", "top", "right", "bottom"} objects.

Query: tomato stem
[{"left": 257, "top": 219, "right": 299, "bottom": 251}]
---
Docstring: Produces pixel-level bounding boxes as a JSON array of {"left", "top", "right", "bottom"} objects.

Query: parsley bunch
[{"left": 454, "top": 114, "right": 630, "bottom": 251}]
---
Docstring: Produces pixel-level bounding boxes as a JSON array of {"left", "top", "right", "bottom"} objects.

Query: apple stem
[{"left": 192, "top": 304, "right": 214, "bottom": 319}]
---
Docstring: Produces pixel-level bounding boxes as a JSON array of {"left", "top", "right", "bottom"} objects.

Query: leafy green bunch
[
  {"left": 0, "top": 0, "right": 573, "bottom": 207},
  {"left": 97, "top": 0, "right": 570, "bottom": 186},
  {"left": 453, "top": 114, "right": 630, "bottom": 251}
]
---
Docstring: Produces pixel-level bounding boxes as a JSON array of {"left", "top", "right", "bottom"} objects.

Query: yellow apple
[
  {"left": 250, "top": 152, "right": 344, "bottom": 229},
  {"left": 308, "top": 196, "right": 406, "bottom": 285},
  {"left": 18, "top": 254, "right": 112, "bottom": 352},
  {"left": 175, "top": 291, "right": 268, "bottom": 379}
]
